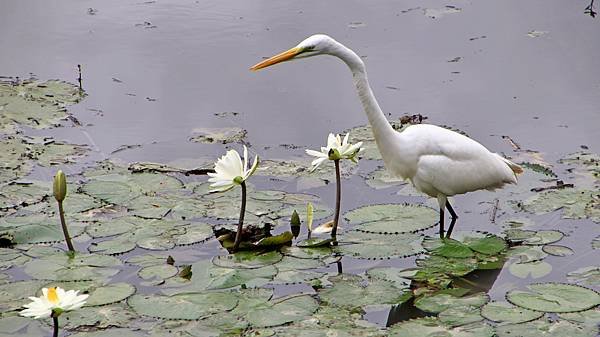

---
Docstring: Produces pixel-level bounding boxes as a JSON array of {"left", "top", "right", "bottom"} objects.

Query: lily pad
[
  {"left": 567, "top": 266, "right": 600, "bottom": 287},
  {"left": 480, "top": 301, "right": 544, "bottom": 324},
  {"left": 23, "top": 252, "right": 122, "bottom": 281},
  {"left": 212, "top": 251, "right": 283, "bottom": 269},
  {"left": 388, "top": 317, "right": 495, "bottom": 337},
  {"left": 190, "top": 127, "right": 247, "bottom": 144},
  {"left": 244, "top": 294, "right": 319, "bottom": 328},
  {"left": 344, "top": 204, "right": 437, "bottom": 234},
  {"left": 495, "top": 318, "right": 598, "bottom": 337},
  {"left": 363, "top": 166, "right": 406, "bottom": 189},
  {"left": 61, "top": 303, "right": 137, "bottom": 330},
  {"left": 542, "top": 245, "right": 574, "bottom": 256},
  {"left": 506, "top": 283, "right": 600, "bottom": 313},
  {"left": 438, "top": 305, "right": 484, "bottom": 327},
  {"left": 508, "top": 260, "right": 552, "bottom": 279},
  {"left": 522, "top": 188, "right": 595, "bottom": 221},
  {"left": 523, "top": 230, "right": 564, "bottom": 245},
  {"left": 415, "top": 292, "right": 489, "bottom": 313},
  {"left": 334, "top": 230, "right": 424, "bottom": 259},
  {"left": 128, "top": 291, "right": 238, "bottom": 320},
  {"left": 318, "top": 274, "right": 412, "bottom": 310}
]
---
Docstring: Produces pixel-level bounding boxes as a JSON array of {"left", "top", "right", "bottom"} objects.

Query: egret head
[{"left": 250, "top": 34, "right": 339, "bottom": 71}]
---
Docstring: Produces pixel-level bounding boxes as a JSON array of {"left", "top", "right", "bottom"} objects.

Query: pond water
[{"left": 1, "top": 0, "right": 599, "bottom": 336}]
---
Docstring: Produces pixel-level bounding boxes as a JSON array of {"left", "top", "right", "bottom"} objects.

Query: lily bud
[
  {"left": 328, "top": 148, "right": 341, "bottom": 161},
  {"left": 53, "top": 170, "right": 67, "bottom": 202}
]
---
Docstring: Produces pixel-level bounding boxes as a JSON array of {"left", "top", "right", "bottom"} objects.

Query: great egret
[{"left": 251, "top": 34, "right": 522, "bottom": 237}]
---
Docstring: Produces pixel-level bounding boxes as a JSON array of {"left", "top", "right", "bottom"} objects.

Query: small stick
[
  {"left": 489, "top": 198, "right": 499, "bottom": 223},
  {"left": 77, "top": 64, "right": 83, "bottom": 91}
]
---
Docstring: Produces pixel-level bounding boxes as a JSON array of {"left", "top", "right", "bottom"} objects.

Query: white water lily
[
  {"left": 20, "top": 287, "right": 88, "bottom": 319},
  {"left": 208, "top": 145, "right": 259, "bottom": 192},
  {"left": 305, "top": 133, "right": 363, "bottom": 171}
]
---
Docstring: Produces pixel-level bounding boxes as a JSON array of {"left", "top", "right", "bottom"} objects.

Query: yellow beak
[{"left": 250, "top": 47, "right": 303, "bottom": 71}]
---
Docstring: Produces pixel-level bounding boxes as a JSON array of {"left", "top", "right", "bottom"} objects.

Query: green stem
[
  {"left": 58, "top": 201, "right": 75, "bottom": 252},
  {"left": 331, "top": 159, "right": 341, "bottom": 244},
  {"left": 52, "top": 315, "right": 59, "bottom": 337},
  {"left": 232, "top": 181, "right": 247, "bottom": 252}
]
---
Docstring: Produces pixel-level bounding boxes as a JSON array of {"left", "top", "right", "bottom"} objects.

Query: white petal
[{"left": 306, "top": 149, "right": 326, "bottom": 158}]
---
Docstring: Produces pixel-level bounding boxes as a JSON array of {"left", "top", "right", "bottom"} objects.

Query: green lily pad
[
  {"left": 415, "top": 292, "right": 489, "bottom": 313},
  {"left": 23, "top": 252, "right": 122, "bottom": 281},
  {"left": 567, "top": 266, "right": 600, "bottom": 287},
  {"left": 423, "top": 237, "right": 474, "bottom": 258},
  {"left": 280, "top": 245, "right": 332, "bottom": 260},
  {"left": 335, "top": 230, "right": 424, "bottom": 259},
  {"left": 522, "top": 188, "right": 595, "bottom": 220},
  {"left": 271, "top": 270, "right": 326, "bottom": 285},
  {"left": 83, "top": 282, "right": 136, "bottom": 306},
  {"left": 190, "top": 127, "right": 247, "bottom": 144},
  {"left": 61, "top": 303, "right": 137, "bottom": 330},
  {"left": 68, "top": 328, "right": 146, "bottom": 337},
  {"left": 523, "top": 230, "right": 564, "bottom": 245},
  {"left": 212, "top": 251, "right": 283, "bottom": 269},
  {"left": 318, "top": 274, "right": 412, "bottom": 310},
  {"left": 506, "top": 283, "right": 600, "bottom": 313},
  {"left": 363, "top": 166, "right": 406, "bottom": 189},
  {"left": 480, "top": 301, "right": 544, "bottom": 324},
  {"left": 388, "top": 317, "right": 495, "bottom": 337},
  {"left": 128, "top": 291, "right": 238, "bottom": 320},
  {"left": 542, "top": 245, "right": 574, "bottom": 256},
  {"left": 0, "top": 316, "right": 49, "bottom": 336},
  {"left": 0, "top": 280, "right": 47, "bottom": 312},
  {"left": 344, "top": 204, "right": 437, "bottom": 234},
  {"left": 438, "top": 305, "right": 484, "bottom": 327},
  {"left": 0, "top": 181, "right": 49, "bottom": 210},
  {"left": 507, "top": 245, "right": 548, "bottom": 263},
  {"left": 244, "top": 294, "right": 319, "bottom": 328},
  {"left": 495, "top": 318, "right": 598, "bottom": 337},
  {"left": 0, "top": 79, "right": 83, "bottom": 130},
  {"left": 508, "top": 260, "right": 552, "bottom": 279},
  {"left": 559, "top": 308, "right": 600, "bottom": 328},
  {"left": 366, "top": 267, "right": 411, "bottom": 289},
  {"left": 139, "top": 264, "right": 179, "bottom": 281}
]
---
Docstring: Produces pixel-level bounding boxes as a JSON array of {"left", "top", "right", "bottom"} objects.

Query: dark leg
[
  {"left": 439, "top": 208, "right": 445, "bottom": 238},
  {"left": 445, "top": 201, "right": 458, "bottom": 238},
  {"left": 446, "top": 200, "right": 458, "bottom": 220}
]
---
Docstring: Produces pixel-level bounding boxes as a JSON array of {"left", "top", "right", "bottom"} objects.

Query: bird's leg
[
  {"left": 446, "top": 217, "right": 458, "bottom": 239},
  {"left": 445, "top": 201, "right": 458, "bottom": 238},
  {"left": 439, "top": 208, "right": 445, "bottom": 238},
  {"left": 445, "top": 200, "right": 458, "bottom": 220}
]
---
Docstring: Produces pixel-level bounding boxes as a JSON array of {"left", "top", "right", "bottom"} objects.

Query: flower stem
[
  {"left": 331, "top": 159, "right": 341, "bottom": 244},
  {"left": 58, "top": 201, "right": 75, "bottom": 252},
  {"left": 52, "top": 315, "right": 59, "bottom": 337},
  {"left": 232, "top": 181, "right": 247, "bottom": 252}
]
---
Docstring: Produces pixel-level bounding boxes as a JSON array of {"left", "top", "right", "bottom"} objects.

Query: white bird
[{"left": 251, "top": 34, "right": 522, "bottom": 237}]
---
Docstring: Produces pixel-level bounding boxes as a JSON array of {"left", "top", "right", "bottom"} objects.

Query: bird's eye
[{"left": 305, "top": 45, "right": 315, "bottom": 51}]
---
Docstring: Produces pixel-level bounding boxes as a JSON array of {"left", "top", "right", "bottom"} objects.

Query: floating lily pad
[
  {"left": 129, "top": 291, "right": 238, "bottom": 320},
  {"left": 345, "top": 204, "right": 437, "bottom": 234},
  {"left": 423, "top": 237, "right": 474, "bottom": 258},
  {"left": 508, "top": 260, "right": 552, "bottom": 279},
  {"left": 523, "top": 230, "right": 564, "bottom": 245},
  {"left": 68, "top": 328, "right": 146, "bottom": 337},
  {"left": 415, "top": 292, "right": 489, "bottom": 313},
  {"left": 567, "top": 266, "right": 600, "bottom": 287},
  {"left": 559, "top": 308, "right": 600, "bottom": 328},
  {"left": 506, "top": 283, "right": 600, "bottom": 313},
  {"left": 0, "top": 181, "right": 49, "bottom": 210},
  {"left": 0, "top": 280, "right": 47, "bottom": 312},
  {"left": 542, "top": 245, "right": 574, "bottom": 256},
  {"left": 280, "top": 245, "right": 332, "bottom": 260},
  {"left": 23, "top": 252, "right": 122, "bottom": 281},
  {"left": 335, "top": 230, "right": 424, "bottom": 259},
  {"left": 82, "top": 282, "right": 136, "bottom": 306},
  {"left": 507, "top": 245, "right": 548, "bottom": 263},
  {"left": 190, "top": 127, "right": 247, "bottom": 144},
  {"left": 522, "top": 189, "right": 595, "bottom": 220},
  {"left": 61, "top": 303, "right": 137, "bottom": 330},
  {"left": 318, "top": 274, "right": 411, "bottom": 310},
  {"left": 439, "top": 305, "right": 484, "bottom": 327},
  {"left": 481, "top": 301, "right": 544, "bottom": 324},
  {"left": 495, "top": 318, "right": 598, "bottom": 337},
  {"left": 0, "top": 79, "right": 83, "bottom": 130},
  {"left": 388, "top": 317, "right": 494, "bottom": 337},
  {"left": 363, "top": 166, "right": 406, "bottom": 189},
  {"left": 366, "top": 267, "right": 411, "bottom": 289},
  {"left": 271, "top": 270, "right": 326, "bottom": 285},
  {"left": 243, "top": 294, "right": 319, "bottom": 328},
  {"left": 212, "top": 251, "right": 283, "bottom": 269}
]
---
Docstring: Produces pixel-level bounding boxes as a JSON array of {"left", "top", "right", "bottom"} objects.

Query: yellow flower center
[{"left": 47, "top": 288, "right": 59, "bottom": 304}]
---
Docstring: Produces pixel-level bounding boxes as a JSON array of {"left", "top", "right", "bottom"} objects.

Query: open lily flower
[
  {"left": 305, "top": 133, "right": 363, "bottom": 171},
  {"left": 20, "top": 287, "right": 88, "bottom": 319},
  {"left": 208, "top": 145, "right": 259, "bottom": 192}
]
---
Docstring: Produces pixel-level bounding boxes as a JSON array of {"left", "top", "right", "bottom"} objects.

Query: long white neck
[{"left": 332, "top": 43, "right": 399, "bottom": 160}]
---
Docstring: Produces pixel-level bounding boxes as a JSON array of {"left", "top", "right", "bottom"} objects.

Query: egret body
[{"left": 251, "top": 34, "right": 522, "bottom": 237}]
